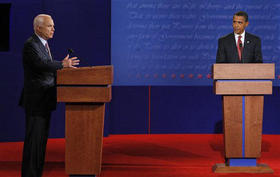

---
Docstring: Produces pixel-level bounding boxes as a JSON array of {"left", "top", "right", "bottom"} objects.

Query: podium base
[{"left": 212, "top": 163, "right": 273, "bottom": 173}]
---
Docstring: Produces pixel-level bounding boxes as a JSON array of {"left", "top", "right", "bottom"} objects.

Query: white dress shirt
[
  {"left": 35, "top": 33, "right": 48, "bottom": 47},
  {"left": 234, "top": 31, "right": 245, "bottom": 47}
]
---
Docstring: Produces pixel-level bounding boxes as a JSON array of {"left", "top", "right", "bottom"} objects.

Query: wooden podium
[
  {"left": 212, "top": 64, "right": 274, "bottom": 173},
  {"left": 57, "top": 66, "right": 113, "bottom": 176}
]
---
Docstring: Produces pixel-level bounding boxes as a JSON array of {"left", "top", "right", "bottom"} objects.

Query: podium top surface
[
  {"left": 57, "top": 65, "right": 113, "bottom": 85},
  {"left": 213, "top": 64, "right": 275, "bottom": 80}
]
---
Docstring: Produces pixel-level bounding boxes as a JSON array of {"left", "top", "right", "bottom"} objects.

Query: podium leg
[
  {"left": 65, "top": 103, "right": 105, "bottom": 175},
  {"left": 244, "top": 96, "right": 263, "bottom": 157},
  {"left": 223, "top": 96, "right": 243, "bottom": 157}
]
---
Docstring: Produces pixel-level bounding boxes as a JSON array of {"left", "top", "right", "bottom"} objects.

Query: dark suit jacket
[
  {"left": 19, "top": 34, "right": 63, "bottom": 112},
  {"left": 216, "top": 32, "right": 263, "bottom": 63}
]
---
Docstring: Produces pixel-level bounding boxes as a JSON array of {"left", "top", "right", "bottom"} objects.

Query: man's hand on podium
[{"left": 62, "top": 54, "right": 80, "bottom": 68}]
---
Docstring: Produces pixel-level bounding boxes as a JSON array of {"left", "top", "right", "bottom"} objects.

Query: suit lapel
[
  {"left": 242, "top": 32, "right": 250, "bottom": 62},
  {"left": 32, "top": 34, "right": 52, "bottom": 61},
  {"left": 229, "top": 33, "right": 239, "bottom": 62}
]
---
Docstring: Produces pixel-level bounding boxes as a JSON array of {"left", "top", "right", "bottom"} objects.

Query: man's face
[
  {"left": 37, "top": 17, "right": 55, "bottom": 40},
  {"left": 232, "top": 15, "right": 248, "bottom": 34}
]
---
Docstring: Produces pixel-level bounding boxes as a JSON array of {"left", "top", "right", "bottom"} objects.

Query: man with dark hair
[
  {"left": 234, "top": 11, "right": 248, "bottom": 22},
  {"left": 216, "top": 11, "right": 263, "bottom": 63},
  {"left": 19, "top": 14, "right": 79, "bottom": 177}
]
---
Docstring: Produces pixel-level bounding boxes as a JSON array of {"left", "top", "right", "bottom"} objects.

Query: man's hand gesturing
[{"left": 62, "top": 54, "right": 80, "bottom": 68}]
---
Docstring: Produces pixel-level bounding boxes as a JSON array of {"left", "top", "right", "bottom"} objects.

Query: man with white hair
[{"left": 19, "top": 14, "right": 79, "bottom": 177}]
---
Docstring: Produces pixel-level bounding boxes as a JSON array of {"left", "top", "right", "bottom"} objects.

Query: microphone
[
  {"left": 67, "top": 49, "right": 90, "bottom": 66},
  {"left": 239, "top": 43, "right": 242, "bottom": 48},
  {"left": 68, "top": 48, "right": 74, "bottom": 56}
]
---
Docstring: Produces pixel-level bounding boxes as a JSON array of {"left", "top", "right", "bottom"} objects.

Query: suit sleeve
[
  {"left": 254, "top": 37, "right": 263, "bottom": 63},
  {"left": 23, "top": 41, "right": 63, "bottom": 72},
  {"left": 216, "top": 38, "right": 226, "bottom": 63}
]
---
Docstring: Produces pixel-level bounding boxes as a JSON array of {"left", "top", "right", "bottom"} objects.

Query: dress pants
[{"left": 21, "top": 110, "right": 51, "bottom": 177}]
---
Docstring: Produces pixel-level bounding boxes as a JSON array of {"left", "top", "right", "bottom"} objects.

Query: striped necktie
[
  {"left": 45, "top": 42, "right": 52, "bottom": 60},
  {"left": 237, "top": 35, "right": 243, "bottom": 61}
]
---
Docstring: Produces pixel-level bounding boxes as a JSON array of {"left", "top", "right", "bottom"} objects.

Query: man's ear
[
  {"left": 35, "top": 26, "right": 40, "bottom": 32},
  {"left": 245, "top": 21, "right": 249, "bottom": 27}
]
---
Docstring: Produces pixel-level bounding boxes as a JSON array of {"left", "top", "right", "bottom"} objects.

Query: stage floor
[{"left": 0, "top": 134, "right": 279, "bottom": 177}]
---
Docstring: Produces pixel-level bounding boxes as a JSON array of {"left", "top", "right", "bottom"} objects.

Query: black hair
[{"left": 234, "top": 11, "right": 248, "bottom": 22}]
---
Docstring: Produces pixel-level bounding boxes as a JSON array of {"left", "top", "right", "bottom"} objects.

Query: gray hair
[{"left": 33, "top": 14, "right": 51, "bottom": 29}]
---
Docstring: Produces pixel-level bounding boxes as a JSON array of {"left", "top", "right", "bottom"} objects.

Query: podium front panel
[
  {"left": 57, "top": 86, "right": 111, "bottom": 103},
  {"left": 215, "top": 81, "right": 272, "bottom": 95}
]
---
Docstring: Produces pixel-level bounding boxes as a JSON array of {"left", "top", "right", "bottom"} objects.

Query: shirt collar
[
  {"left": 234, "top": 31, "right": 245, "bottom": 39},
  {"left": 35, "top": 33, "right": 48, "bottom": 46}
]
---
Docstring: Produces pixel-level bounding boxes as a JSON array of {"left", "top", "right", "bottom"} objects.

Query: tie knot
[
  {"left": 238, "top": 35, "right": 242, "bottom": 39},
  {"left": 45, "top": 42, "right": 49, "bottom": 48}
]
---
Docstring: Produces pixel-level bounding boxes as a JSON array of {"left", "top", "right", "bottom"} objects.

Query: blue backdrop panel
[
  {"left": 0, "top": 0, "right": 44, "bottom": 142},
  {"left": 263, "top": 87, "right": 280, "bottom": 134},
  {"left": 112, "top": 0, "right": 280, "bottom": 86},
  {"left": 41, "top": 0, "right": 111, "bottom": 67},
  {"left": 109, "top": 86, "right": 149, "bottom": 134},
  {"left": 150, "top": 86, "right": 223, "bottom": 133},
  {"left": 108, "top": 86, "right": 280, "bottom": 135}
]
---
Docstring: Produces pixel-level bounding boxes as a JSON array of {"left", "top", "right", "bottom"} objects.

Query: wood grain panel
[
  {"left": 65, "top": 104, "right": 105, "bottom": 175},
  {"left": 213, "top": 64, "right": 275, "bottom": 80},
  {"left": 215, "top": 81, "right": 272, "bottom": 95},
  {"left": 57, "top": 86, "right": 111, "bottom": 103},
  {"left": 245, "top": 96, "right": 264, "bottom": 158},
  {"left": 57, "top": 65, "right": 113, "bottom": 85},
  {"left": 223, "top": 96, "right": 243, "bottom": 158}
]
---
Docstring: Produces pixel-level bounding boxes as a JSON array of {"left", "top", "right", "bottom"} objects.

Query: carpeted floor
[{"left": 0, "top": 134, "right": 279, "bottom": 177}]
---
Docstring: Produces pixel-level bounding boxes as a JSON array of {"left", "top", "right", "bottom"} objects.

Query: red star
[
  {"left": 188, "top": 74, "right": 194, "bottom": 78},
  {"left": 154, "top": 74, "right": 158, "bottom": 78},
  {"left": 180, "top": 74, "right": 185, "bottom": 78}
]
